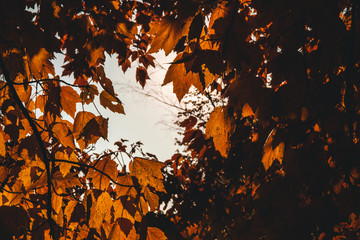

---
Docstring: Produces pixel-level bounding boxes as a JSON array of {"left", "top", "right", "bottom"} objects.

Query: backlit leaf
[
  {"left": 130, "top": 157, "right": 166, "bottom": 192},
  {"left": 89, "top": 191, "right": 113, "bottom": 229},
  {"left": 73, "top": 111, "right": 95, "bottom": 137},
  {"left": 147, "top": 227, "right": 167, "bottom": 240},
  {"left": 88, "top": 156, "right": 117, "bottom": 190},
  {"left": 205, "top": 107, "right": 235, "bottom": 157},
  {"left": 261, "top": 129, "right": 285, "bottom": 171},
  {"left": 163, "top": 53, "right": 202, "bottom": 101},
  {"left": 100, "top": 90, "right": 125, "bottom": 114},
  {"left": 52, "top": 122, "right": 75, "bottom": 149},
  {"left": 149, "top": 17, "right": 187, "bottom": 55},
  {"left": 60, "top": 86, "right": 80, "bottom": 118}
]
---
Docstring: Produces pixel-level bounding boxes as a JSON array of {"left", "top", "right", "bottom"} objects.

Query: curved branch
[
  {"left": 53, "top": 159, "right": 134, "bottom": 187},
  {"left": 0, "top": 56, "right": 56, "bottom": 237}
]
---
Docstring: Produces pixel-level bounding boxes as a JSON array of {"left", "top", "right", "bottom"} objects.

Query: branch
[
  {"left": 0, "top": 56, "right": 56, "bottom": 237},
  {"left": 53, "top": 159, "right": 134, "bottom": 187}
]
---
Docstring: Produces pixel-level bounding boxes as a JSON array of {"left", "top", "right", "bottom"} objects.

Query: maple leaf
[
  {"left": 261, "top": 129, "right": 285, "bottom": 171},
  {"left": 100, "top": 90, "right": 125, "bottom": 114},
  {"left": 88, "top": 156, "right": 118, "bottom": 190},
  {"left": 205, "top": 106, "right": 235, "bottom": 157},
  {"left": 60, "top": 86, "right": 80, "bottom": 118},
  {"left": 130, "top": 157, "right": 166, "bottom": 192},
  {"left": 80, "top": 85, "right": 98, "bottom": 104},
  {"left": 136, "top": 66, "right": 149, "bottom": 88},
  {"left": 148, "top": 17, "right": 189, "bottom": 55},
  {"left": 163, "top": 53, "right": 202, "bottom": 101},
  {"left": 147, "top": 227, "right": 167, "bottom": 240}
]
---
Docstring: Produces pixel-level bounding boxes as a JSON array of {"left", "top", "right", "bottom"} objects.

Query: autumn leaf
[
  {"left": 100, "top": 90, "right": 125, "bottom": 114},
  {"left": 143, "top": 186, "right": 159, "bottom": 211},
  {"left": 60, "top": 86, "right": 80, "bottom": 118},
  {"left": 88, "top": 191, "right": 113, "bottom": 229},
  {"left": 136, "top": 66, "right": 149, "bottom": 88},
  {"left": 0, "top": 131, "right": 6, "bottom": 157},
  {"left": 130, "top": 157, "right": 166, "bottom": 192},
  {"left": 205, "top": 106, "right": 235, "bottom": 157},
  {"left": 148, "top": 17, "right": 188, "bottom": 55},
  {"left": 55, "top": 151, "right": 77, "bottom": 176},
  {"left": 29, "top": 48, "right": 55, "bottom": 79},
  {"left": 242, "top": 103, "right": 255, "bottom": 118},
  {"left": 80, "top": 85, "right": 98, "bottom": 104},
  {"left": 88, "top": 156, "right": 118, "bottom": 190},
  {"left": 261, "top": 129, "right": 285, "bottom": 171},
  {"left": 73, "top": 111, "right": 96, "bottom": 137},
  {"left": 147, "top": 227, "right": 167, "bottom": 240},
  {"left": 52, "top": 172, "right": 81, "bottom": 194},
  {"left": 115, "top": 175, "right": 137, "bottom": 198},
  {"left": 52, "top": 122, "right": 75, "bottom": 149},
  {"left": 163, "top": 53, "right": 202, "bottom": 101}
]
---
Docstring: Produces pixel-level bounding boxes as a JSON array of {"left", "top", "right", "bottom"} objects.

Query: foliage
[{"left": 0, "top": 0, "right": 360, "bottom": 240}]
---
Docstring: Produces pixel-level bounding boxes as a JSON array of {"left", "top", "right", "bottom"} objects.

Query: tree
[{"left": 0, "top": 0, "right": 360, "bottom": 240}]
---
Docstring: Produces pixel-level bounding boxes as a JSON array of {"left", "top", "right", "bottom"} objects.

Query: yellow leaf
[
  {"left": 89, "top": 191, "right": 113, "bottom": 229},
  {"left": 147, "top": 227, "right": 167, "bottom": 240},
  {"left": 52, "top": 122, "right": 75, "bottom": 149},
  {"left": 130, "top": 157, "right": 166, "bottom": 192},
  {"left": 205, "top": 107, "right": 235, "bottom": 157},
  {"left": 88, "top": 156, "right": 118, "bottom": 190},
  {"left": 100, "top": 90, "right": 125, "bottom": 114},
  {"left": 60, "top": 86, "right": 80, "bottom": 118},
  {"left": 261, "top": 129, "right": 285, "bottom": 171}
]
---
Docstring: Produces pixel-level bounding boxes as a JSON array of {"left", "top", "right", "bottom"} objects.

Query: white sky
[{"left": 53, "top": 52, "right": 180, "bottom": 162}]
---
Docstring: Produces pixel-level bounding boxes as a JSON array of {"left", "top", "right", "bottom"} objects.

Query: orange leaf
[
  {"left": 60, "top": 86, "right": 80, "bottom": 118},
  {"left": 148, "top": 17, "right": 188, "bottom": 55},
  {"left": 0, "top": 131, "right": 6, "bottom": 157},
  {"left": 52, "top": 122, "right": 75, "bottom": 149},
  {"left": 73, "top": 111, "right": 95, "bottom": 137},
  {"left": 143, "top": 186, "right": 159, "bottom": 211},
  {"left": 163, "top": 53, "right": 202, "bottom": 101},
  {"left": 88, "top": 156, "right": 117, "bottom": 190},
  {"left": 100, "top": 90, "right": 125, "bottom": 114},
  {"left": 130, "top": 157, "right": 166, "bottom": 192},
  {"left": 29, "top": 48, "right": 55, "bottom": 79},
  {"left": 88, "top": 191, "right": 113, "bottom": 229},
  {"left": 261, "top": 129, "right": 285, "bottom": 171},
  {"left": 205, "top": 107, "right": 235, "bottom": 157},
  {"left": 242, "top": 103, "right": 255, "bottom": 118},
  {"left": 147, "top": 227, "right": 167, "bottom": 240}
]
